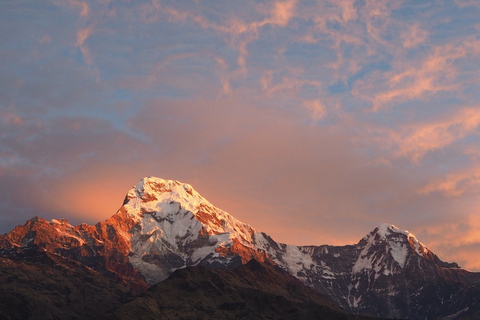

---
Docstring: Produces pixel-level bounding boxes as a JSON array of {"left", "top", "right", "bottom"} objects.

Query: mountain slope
[
  {"left": 0, "top": 244, "right": 135, "bottom": 320},
  {"left": 100, "top": 259, "right": 381, "bottom": 320}
]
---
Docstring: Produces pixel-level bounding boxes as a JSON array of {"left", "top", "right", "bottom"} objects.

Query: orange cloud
[
  {"left": 75, "top": 27, "right": 94, "bottom": 66},
  {"left": 303, "top": 100, "right": 327, "bottom": 122},
  {"left": 58, "top": 0, "right": 90, "bottom": 18},
  {"left": 260, "top": 0, "right": 298, "bottom": 27},
  {"left": 1, "top": 111, "right": 24, "bottom": 126},
  {"left": 415, "top": 213, "right": 480, "bottom": 270},
  {"left": 159, "top": 1, "right": 298, "bottom": 79},
  {"left": 401, "top": 24, "right": 428, "bottom": 48},
  {"left": 75, "top": 27, "right": 92, "bottom": 47},
  {"left": 262, "top": 69, "right": 322, "bottom": 96},
  {"left": 39, "top": 34, "right": 51, "bottom": 44},
  {"left": 338, "top": 0, "right": 357, "bottom": 22},
  {"left": 455, "top": 0, "right": 480, "bottom": 10},
  {"left": 392, "top": 108, "right": 480, "bottom": 162},
  {"left": 214, "top": 56, "right": 232, "bottom": 94},
  {"left": 418, "top": 167, "right": 480, "bottom": 197},
  {"left": 354, "top": 43, "right": 468, "bottom": 111},
  {"left": 147, "top": 53, "right": 192, "bottom": 85}
]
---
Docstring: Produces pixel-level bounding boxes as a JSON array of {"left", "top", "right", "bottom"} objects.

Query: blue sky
[{"left": 2, "top": 0, "right": 480, "bottom": 270}]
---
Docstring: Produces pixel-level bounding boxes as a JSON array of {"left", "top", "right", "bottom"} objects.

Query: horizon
[{"left": 2, "top": 1, "right": 480, "bottom": 271}]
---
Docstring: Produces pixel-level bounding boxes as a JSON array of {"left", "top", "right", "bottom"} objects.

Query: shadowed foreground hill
[
  {"left": 100, "top": 259, "right": 384, "bottom": 320},
  {"left": 0, "top": 244, "right": 135, "bottom": 320}
]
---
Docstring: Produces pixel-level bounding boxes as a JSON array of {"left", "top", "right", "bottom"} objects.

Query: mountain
[
  {"left": 100, "top": 259, "right": 380, "bottom": 320},
  {"left": 2, "top": 176, "right": 480, "bottom": 319},
  {"left": 283, "top": 224, "right": 480, "bottom": 319}
]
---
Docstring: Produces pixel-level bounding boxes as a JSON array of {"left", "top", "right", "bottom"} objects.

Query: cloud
[
  {"left": 68, "top": 0, "right": 90, "bottom": 18},
  {"left": 303, "top": 99, "right": 327, "bottom": 122},
  {"left": 455, "top": 0, "right": 480, "bottom": 10},
  {"left": 75, "top": 27, "right": 94, "bottom": 66},
  {"left": 414, "top": 212, "right": 480, "bottom": 270},
  {"left": 0, "top": 111, "right": 24, "bottom": 126},
  {"left": 258, "top": 0, "right": 298, "bottom": 27},
  {"left": 418, "top": 167, "right": 480, "bottom": 197},
  {"left": 401, "top": 24, "right": 428, "bottom": 49},
  {"left": 155, "top": 0, "right": 299, "bottom": 78},
  {"left": 390, "top": 108, "right": 480, "bottom": 162},
  {"left": 39, "top": 34, "right": 52, "bottom": 44},
  {"left": 75, "top": 27, "right": 91, "bottom": 47},
  {"left": 353, "top": 42, "right": 469, "bottom": 111},
  {"left": 51, "top": 0, "right": 90, "bottom": 19}
]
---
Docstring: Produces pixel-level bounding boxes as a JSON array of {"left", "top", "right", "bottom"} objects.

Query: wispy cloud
[
  {"left": 354, "top": 42, "right": 471, "bottom": 111},
  {"left": 392, "top": 108, "right": 480, "bottom": 162},
  {"left": 418, "top": 167, "right": 480, "bottom": 197},
  {"left": 258, "top": 0, "right": 298, "bottom": 27},
  {"left": 455, "top": 0, "right": 480, "bottom": 10},
  {"left": 303, "top": 99, "right": 327, "bottom": 122},
  {"left": 401, "top": 24, "right": 428, "bottom": 49},
  {"left": 75, "top": 26, "right": 94, "bottom": 66},
  {"left": 67, "top": 0, "right": 90, "bottom": 18}
]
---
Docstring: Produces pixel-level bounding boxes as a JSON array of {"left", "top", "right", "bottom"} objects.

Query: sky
[{"left": 2, "top": 0, "right": 480, "bottom": 270}]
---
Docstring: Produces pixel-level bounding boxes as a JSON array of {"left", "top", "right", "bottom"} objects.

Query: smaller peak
[
  {"left": 367, "top": 223, "right": 428, "bottom": 257},
  {"left": 373, "top": 223, "right": 412, "bottom": 238}
]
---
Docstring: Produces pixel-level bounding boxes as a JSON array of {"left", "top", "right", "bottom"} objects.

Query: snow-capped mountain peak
[
  {"left": 125, "top": 177, "right": 210, "bottom": 214},
  {"left": 117, "top": 177, "right": 265, "bottom": 284},
  {"left": 352, "top": 223, "right": 428, "bottom": 275},
  {"left": 123, "top": 177, "right": 257, "bottom": 240},
  {"left": 371, "top": 223, "right": 427, "bottom": 256}
]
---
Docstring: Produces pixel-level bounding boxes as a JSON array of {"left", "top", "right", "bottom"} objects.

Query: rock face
[
  {"left": 3, "top": 176, "right": 480, "bottom": 319},
  {"left": 2, "top": 214, "right": 148, "bottom": 295}
]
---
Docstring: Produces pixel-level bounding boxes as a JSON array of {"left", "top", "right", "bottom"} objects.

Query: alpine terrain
[{"left": 1, "top": 176, "right": 480, "bottom": 319}]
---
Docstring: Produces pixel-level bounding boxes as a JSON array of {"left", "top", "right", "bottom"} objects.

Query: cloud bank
[{"left": 2, "top": 0, "right": 480, "bottom": 270}]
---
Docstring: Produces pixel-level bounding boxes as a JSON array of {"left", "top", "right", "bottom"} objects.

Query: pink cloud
[
  {"left": 258, "top": 0, "right": 298, "bottom": 27},
  {"left": 455, "top": 0, "right": 480, "bottom": 10},
  {"left": 401, "top": 24, "right": 428, "bottom": 48},
  {"left": 75, "top": 27, "right": 94, "bottom": 66},
  {"left": 392, "top": 108, "right": 480, "bottom": 162},
  {"left": 303, "top": 100, "right": 327, "bottom": 122},
  {"left": 1, "top": 111, "right": 24, "bottom": 126},
  {"left": 415, "top": 212, "right": 480, "bottom": 270},
  {"left": 69, "top": 0, "right": 90, "bottom": 18},
  {"left": 418, "top": 167, "right": 480, "bottom": 197},
  {"left": 353, "top": 43, "right": 469, "bottom": 111},
  {"left": 51, "top": 0, "right": 90, "bottom": 19}
]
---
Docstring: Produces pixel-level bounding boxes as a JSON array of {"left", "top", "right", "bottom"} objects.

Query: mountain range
[{"left": 1, "top": 176, "right": 480, "bottom": 319}]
